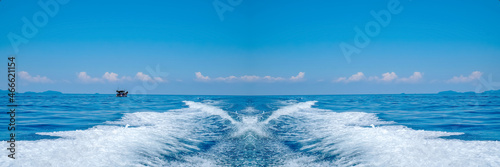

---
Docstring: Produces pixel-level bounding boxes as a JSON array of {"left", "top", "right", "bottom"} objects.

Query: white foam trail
[
  {"left": 269, "top": 101, "right": 500, "bottom": 167},
  {"left": 178, "top": 104, "right": 268, "bottom": 139},
  {"left": 183, "top": 101, "right": 237, "bottom": 124},
  {"left": 0, "top": 101, "right": 233, "bottom": 167},
  {"left": 262, "top": 101, "right": 318, "bottom": 124},
  {"left": 240, "top": 106, "right": 260, "bottom": 114},
  {"left": 232, "top": 116, "right": 268, "bottom": 138}
]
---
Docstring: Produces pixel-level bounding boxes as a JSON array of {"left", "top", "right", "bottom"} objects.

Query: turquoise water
[{"left": 1, "top": 94, "right": 500, "bottom": 166}]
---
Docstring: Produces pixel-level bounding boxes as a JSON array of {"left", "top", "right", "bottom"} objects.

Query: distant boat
[{"left": 116, "top": 90, "right": 128, "bottom": 97}]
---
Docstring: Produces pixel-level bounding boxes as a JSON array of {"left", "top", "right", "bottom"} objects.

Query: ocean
[{"left": 1, "top": 94, "right": 499, "bottom": 166}]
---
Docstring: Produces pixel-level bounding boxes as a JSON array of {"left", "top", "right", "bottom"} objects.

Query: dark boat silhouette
[{"left": 116, "top": 90, "right": 128, "bottom": 97}]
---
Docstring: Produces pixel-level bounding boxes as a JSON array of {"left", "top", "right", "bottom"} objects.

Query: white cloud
[
  {"left": 448, "top": 71, "right": 482, "bottom": 83},
  {"left": 195, "top": 72, "right": 305, "bottom": 82},
  {"left": 335, "top": 72, "right": 365, "bottom": 83},
  {"left": 78, "top": 72, "right": 102, "bottom": 83},
  {"left": 195, "top": 72, "right": 210, "bottom": 81},
  {"left": 240, "top": 75, "right": 261, "bottom": 82},
  {"left": 135, "top": 72, "right": 164, "bottom": 83},
  {"left": 264, "top": 76, "right": 285, "bottom": 82},
  {"left": 381, "top": 72, "right": 398, "bottom": 82},
  {"left": 135, "top": 72, "right": 151, "bottom": 82},
  {"left": 367, "top": 72, "right": 397, "bottom": 82},
  {"left": 398, "top": 72, "right": 423, "bottom": 83},
  {"left": 153, "top": 77, "right": 164, "bottom": 82},
  {"left": 19, "top": 71, "right": 53, "bottom": 83},
  {"left": 215, "top": 76, "right": 237, "bottom": 81},
  {"left": 290, "top": 72, "right": 305, "bottom": 81},
  {"left": 335, "top": 72, "right": 423, "bottom": 83},
  {"left": 103, "top": 72, "right": 119, "bottom": 82}
]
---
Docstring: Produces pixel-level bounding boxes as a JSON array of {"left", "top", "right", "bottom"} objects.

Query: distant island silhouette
[
  {"left": 438, "top": 90, "right": 500, "bottom": 94},
  {"left": 0, "top": 90, "right": 63, "bottom": 94}
]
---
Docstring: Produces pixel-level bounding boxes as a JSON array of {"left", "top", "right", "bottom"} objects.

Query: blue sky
[{"left": 1, "top": 0, "right": 499, "bottom": 95}]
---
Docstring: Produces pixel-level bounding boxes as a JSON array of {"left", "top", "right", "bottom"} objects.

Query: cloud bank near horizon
[
  {"left": 19, "top": 71, "right": 53, "bottom": 83},
  {"left": 17, "top": 70, "right": 485, "bottom": 86},
  {"left": 447, "top": 71, "right": 482, "bottom": 83},
  {"left": 195, "top": 72, "right": 306, "bottom": 82},
  {"left": 334, "top": 72, "right": 423, "bottom": 83}
]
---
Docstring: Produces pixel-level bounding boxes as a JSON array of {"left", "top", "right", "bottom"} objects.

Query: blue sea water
[{"left": 1, "top": 94, "right": 500, "bottom": 166}]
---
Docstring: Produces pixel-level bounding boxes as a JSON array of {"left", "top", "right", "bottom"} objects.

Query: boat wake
[{"left": 1, "top": 100, "right": 499, "bottom": 166}]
